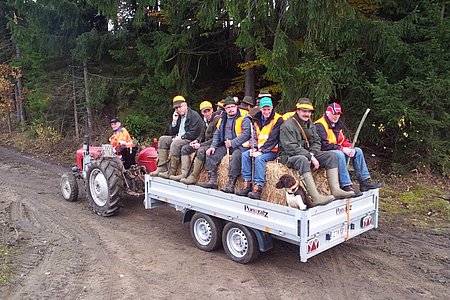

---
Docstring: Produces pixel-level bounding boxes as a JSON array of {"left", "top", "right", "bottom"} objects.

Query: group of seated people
[{"left": 114, "top": 92, "right": 382, "bottom": 207}]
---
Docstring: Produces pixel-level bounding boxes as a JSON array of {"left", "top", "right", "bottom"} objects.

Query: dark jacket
[
  {"left": 211, "top": 109, "right": 251, "bottom": 151},
  {"left": 169, "top": 107, "right": 203, "bottom": 141},
  {"left": 278, "top": 113, "right": 321, "bottom": 164},
  {"left": 200, "top": 112, "right": 221, "bottom": 147},
  {"left": 314, "top": 114, "right": 352, "bottom": 151},
  {"left": 251, "top": 109, "right": 283, "bottom": 153}
]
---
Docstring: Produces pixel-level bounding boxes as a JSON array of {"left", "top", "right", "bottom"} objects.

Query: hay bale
[{"left": 195, "top": 158, "right": 330, "bottom": 207}]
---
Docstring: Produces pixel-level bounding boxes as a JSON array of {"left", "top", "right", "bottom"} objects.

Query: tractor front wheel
[
  {"left": 85, "top": 157, "right": 124, "bottom": 217},
  {"left": 60, "top": 172, "right": 78, "bottom": 202}
]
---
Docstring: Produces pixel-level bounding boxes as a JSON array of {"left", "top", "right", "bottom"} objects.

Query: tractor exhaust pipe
[{"left": 83, "top": 114, "right": 89, "bottom": 156}]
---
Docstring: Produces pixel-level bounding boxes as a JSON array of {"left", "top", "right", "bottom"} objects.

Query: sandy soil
[{"left": 0, "top": 144, "right": 448, "bottom": 300}]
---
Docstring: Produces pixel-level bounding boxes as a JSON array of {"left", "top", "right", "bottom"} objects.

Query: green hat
[{"left": 223, "top": 96, "right": 236, "bottom": 107}]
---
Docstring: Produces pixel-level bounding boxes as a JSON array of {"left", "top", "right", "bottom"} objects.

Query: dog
[{"left": 275, "top": 174, "right": 312, "bottom": 210}]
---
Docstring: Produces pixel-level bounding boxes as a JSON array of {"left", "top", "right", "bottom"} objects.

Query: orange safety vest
[
  {"left": 109, "top": 127, "right": 134, "bottom": 148},
  {"left": 216, "top": 111, "right": 249, "bottom": 148},
  {"left": 314, "top": 116, "right": 345, "bottom": 146},
  {"left": 254, "top": 113, "right": 282, "bottom": 152}
]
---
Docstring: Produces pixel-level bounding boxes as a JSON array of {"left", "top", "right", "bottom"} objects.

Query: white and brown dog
[{"left": 275, "top": 174, "right": 312, "bottom": 210}]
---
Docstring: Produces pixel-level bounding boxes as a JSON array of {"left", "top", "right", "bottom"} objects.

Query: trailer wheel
[
  {"left": 222, "top": 222, "right": 260, "bottom": 264},
  {"left": 60, "top": 172, "right": 78, "bottom": 202},
  {"left": 190, "top": 213, "right": 223, "bottom": 251},
  {"left": 85, "top": 157, "right": 124, "bottom": 217}
]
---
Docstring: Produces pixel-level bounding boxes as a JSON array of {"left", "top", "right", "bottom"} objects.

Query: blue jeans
[
  {"left": 333, "top": 147, "right": 371, "bottom": 187},
  {"left": 241, "top": 150, "right": 277, "bottom": 185}
]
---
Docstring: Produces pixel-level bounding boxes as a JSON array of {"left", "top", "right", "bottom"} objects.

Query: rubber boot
[
  {"left": 150, "top": 148, "right": 169, "bottom": 176},
  {"left": 236, "top": 180, "right": 252, "bottom": 196},
  {"left": 326, "top": 168, "right": 355, "bottom": 199},
  {"left": 159, "top": 156, "right": 180, "bottom": 179},
  {"left": 180, "top": 158, "right": 203, "bottom": 185},
  {"left": 170, "top": 155, "right": 191, "bottom": 181},
  {"left": 302, "top": 172, "right": 335, "bottom": 207},
  {"left": 221, "top": 176, "right": 238, "bottom": 194},
  {"left": 200, "top": 170, "right": 218, "bottom": 189},
  {"left": 248, "top": 184, "right": 263, "bottom": 200}
]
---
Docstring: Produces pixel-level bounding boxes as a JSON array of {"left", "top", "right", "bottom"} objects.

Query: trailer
[{"left": 144, "top": 175, "right": 379, "bottom": 263}]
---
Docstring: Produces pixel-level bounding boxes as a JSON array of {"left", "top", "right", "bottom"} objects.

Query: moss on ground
[
  {"left": 0, "top": 246, "right": 12, "bottom": 285},
  {"left": 380, "top": 184, "right": 450, "bottom": 233}
]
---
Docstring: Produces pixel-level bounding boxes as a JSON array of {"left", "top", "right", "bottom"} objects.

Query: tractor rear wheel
[
  {"left": 60, "top": 172, "right": 78, "bottom": 202},
  {"left": 85, "top": 157, "right": 124, "bottom": 217}
]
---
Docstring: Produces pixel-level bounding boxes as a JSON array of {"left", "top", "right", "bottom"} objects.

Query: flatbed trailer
[{"left": 144, "top": 175, "right": 379, "bottom": 263}]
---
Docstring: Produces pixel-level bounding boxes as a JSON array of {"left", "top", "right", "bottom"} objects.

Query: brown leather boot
[
  {"left": 248, "top": 183, "right": 263, "bottom": 200},
  {"left": 236, "top": 179, "right": 252, "bottom": 196}
]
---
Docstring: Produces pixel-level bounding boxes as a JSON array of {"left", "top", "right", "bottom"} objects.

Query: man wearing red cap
[
  {"left": 279, "top": 98, "right": 355, "bottom": 206},
  {"left": 315, "top": 102, "right": 382, "bottom": 192}
]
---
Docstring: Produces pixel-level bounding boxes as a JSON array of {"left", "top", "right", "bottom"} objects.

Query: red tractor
[{"left": 60, "top": 134, "right": 157, "bottom": 217}]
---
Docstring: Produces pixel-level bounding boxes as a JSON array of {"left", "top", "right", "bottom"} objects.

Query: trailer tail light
[
  {"left": 361, "top": 215, "right": 372, "bottom": 228},
  {"left": 307, "top": 238, "right": 319, "bottom": 254}
]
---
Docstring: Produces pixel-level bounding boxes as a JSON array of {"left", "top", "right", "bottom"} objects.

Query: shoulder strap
[{"left": 292, "top": 117, "right": 310, "bottom": 150}]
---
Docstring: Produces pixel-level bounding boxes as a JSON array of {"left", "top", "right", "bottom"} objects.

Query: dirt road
[{"left": 0, "top": 145, "right": 448, "bottom": 300}]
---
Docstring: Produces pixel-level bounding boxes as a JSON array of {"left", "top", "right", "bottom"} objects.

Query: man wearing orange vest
[
  {"left": 315, "top": 102, "right": 381, "bottom": 192},
  {"left": 109, "top": 117, "right": 136, "bottom": 169},
  {"left": 109, "top": 117, "right": 134, "bottom": 149},
  {"left": 236, "top": 97, "right": 283, "bottom": 199},
  {"left": 279, "top": 98, "right": 355, "bottom": 206},
  {"left": 201, "top": 96, "right": 251, "bottom": 192}
]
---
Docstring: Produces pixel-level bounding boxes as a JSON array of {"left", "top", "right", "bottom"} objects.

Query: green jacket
[{"left": 278, "top": 113, "right": 322, "bottom": 164}]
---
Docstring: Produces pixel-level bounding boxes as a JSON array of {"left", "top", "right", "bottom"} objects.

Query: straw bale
[{"left": 195, "top": 158, "right": 330, "bottom": 207}]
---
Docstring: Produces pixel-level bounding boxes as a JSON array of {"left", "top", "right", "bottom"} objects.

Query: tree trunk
[
  {"left": 244, "top": 47, "right": 256, "bottom": 99},
  {"left": 72, "top": 65, "right": 79, "bottom": 138},
  {"left": 7, "top": 108, "right": 12, "bottom": 133},
  {"left": 83, "top": 60, "right": 93, "bottom": 130},
  {"left": 15, "top": 45, "right": 25, "bottom": 124}
]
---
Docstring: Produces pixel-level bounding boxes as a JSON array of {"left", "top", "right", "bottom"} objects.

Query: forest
[{"left": 0, "top": 0, "right": 449, "bottom": 176}]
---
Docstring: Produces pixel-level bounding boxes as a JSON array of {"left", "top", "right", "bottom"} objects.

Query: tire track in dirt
[
  {"left": 0, "top": 150, "right": 120, "bottom": 299},
  {"left": 1, "top": 144, "right": 449, "bottom": 299}
]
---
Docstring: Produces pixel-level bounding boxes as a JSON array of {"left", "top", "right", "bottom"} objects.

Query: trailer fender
[
  {"left": 250, "top": 229, "right": 273, "bottom": 252},
  {"left": 182, "top": 209, "right": 196, "bottom": 224}
]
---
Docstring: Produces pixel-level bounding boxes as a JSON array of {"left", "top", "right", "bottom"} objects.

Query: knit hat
[
  {"left": 326, "top": 102, "right": 342, "bottom": 115},
  {"left": 223, "top": 96, "right": 236, "bottom": 107},
  {"left": 259, "top": 97, "right": 273, "bottom": 108},
  {"left": 172, "top": 95, "right": 186, "bottom": 108},
  {"left": 110, "top": 117, "right": 120, "bottom": 123},
  {"left": 295, "top": 98, "right": 315, "bottom": 112},
  {"left": 199, "top": 101, "right": 213, "bottom": 112}
]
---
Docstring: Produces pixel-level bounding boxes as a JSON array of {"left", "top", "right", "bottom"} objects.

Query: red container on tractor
[{"left": 137, "top": 146, "right": 158, "bottom": 173}]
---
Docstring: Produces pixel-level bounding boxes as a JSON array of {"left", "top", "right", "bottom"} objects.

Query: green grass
[
  {"left": 0, "top": 246, "right": 12, "bottom": 285},
  {"left": 380, "top": 184, "right": 450, "bottom": 232}
]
